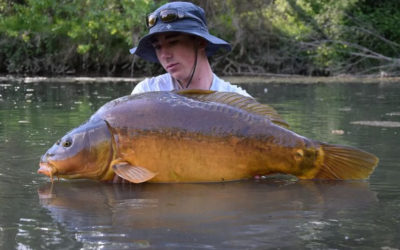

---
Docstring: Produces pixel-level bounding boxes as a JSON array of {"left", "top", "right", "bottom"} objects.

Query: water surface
[{"left": 0, "top": 80, "right": 399, "bottom": 249}]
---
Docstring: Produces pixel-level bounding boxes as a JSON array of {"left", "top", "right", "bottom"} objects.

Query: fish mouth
[{"left": 38, "top": 162, "right": 57, "bottom": 182}]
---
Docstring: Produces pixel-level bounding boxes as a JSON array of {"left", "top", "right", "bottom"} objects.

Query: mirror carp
[{"left": 38, "top": 90, "right": 379, "bottom": 183}]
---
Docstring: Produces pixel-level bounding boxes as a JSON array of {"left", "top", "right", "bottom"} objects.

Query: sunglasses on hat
[{"left": 146, "top": 9, "right": 203, "bottom": 28}]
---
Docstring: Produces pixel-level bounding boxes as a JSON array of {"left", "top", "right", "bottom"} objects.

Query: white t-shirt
[{"left": 131, "top": 73, "right": 251, "bottom": 97}]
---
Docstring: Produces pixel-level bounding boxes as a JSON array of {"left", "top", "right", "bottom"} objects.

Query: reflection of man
[{"left": 130, "top": 1, "right": 251, "bottom": 97}]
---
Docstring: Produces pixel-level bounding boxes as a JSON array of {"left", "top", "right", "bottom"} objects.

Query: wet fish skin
[{"left": 38, "top": 90, "right": 378, "bottom": 183}]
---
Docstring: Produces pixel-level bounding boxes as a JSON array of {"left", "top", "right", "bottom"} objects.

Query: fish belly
[{"left": 116, "top": 131, "right": 279, "bottom": 183}]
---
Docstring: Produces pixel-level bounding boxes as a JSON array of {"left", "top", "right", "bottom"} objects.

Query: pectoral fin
[{"left": 112, "top": 163, "right": 157, "bottom": 183}]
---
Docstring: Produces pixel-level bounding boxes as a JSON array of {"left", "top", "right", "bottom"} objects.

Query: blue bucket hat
[{"left": 129, "top": 1, "right": 231, "bottom": 63}]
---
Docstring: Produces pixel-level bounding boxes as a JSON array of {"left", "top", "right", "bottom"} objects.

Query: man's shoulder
[
  {"left": 211, "top": 75, "right": 251, "bottom": 97},
  {"left": 142, "top": 73, "right": 172, "bottom": 86},
  {"left": 148, "top": 73, "right": 171, "bottom": 81},
  {"left": 132, "top": 73, "right": 174, "bottom": 94}
]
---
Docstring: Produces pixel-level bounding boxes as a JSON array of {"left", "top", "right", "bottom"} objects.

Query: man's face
[{"left": 152, "top": 33, "right": 196, "bottom": 82}]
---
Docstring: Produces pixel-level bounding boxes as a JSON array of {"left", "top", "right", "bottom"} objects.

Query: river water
[{"left": 0, "top": 79, "right": 399, "bottom": 249}]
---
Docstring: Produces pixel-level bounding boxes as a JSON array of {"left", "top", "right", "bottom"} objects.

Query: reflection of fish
[
  {"left": 37, "top": 180, "right": 377, "bottom": 233},
  {"left": 37, "top": 180, "right": 378, "bottom": 248},
  {"left": 38, "top": 90, "right": 378, "bottom": 183}
]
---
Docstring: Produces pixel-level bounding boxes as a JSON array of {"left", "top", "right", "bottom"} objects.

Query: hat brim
[{"left": 130, "top": 26, "right": 231, "bottom": 63}]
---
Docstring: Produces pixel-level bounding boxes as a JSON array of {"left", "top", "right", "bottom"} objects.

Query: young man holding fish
[
  {"left": 38, "top": 3, "right": 379, "bottom": 184},
  {"left": 129, "top": 1, "right": 251, "bottom": 97}
]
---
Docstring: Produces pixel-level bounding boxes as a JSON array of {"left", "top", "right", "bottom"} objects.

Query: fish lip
[{"left": 38, "top": 162, "right": 56, "bottom": 178}]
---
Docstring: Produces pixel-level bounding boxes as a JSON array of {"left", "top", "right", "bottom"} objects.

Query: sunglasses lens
[
  {"left": 146, "top": 14, "right": 156, "bottom": 28},
  {"left": 159, "top": 9, "right": 178, "bottom": 23},
  {"left": 146, "top": 10, "right": 181, "bottom": 28}
]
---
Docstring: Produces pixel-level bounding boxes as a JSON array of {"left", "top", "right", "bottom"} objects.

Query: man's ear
[
  {"left": 195, "top": 37, "right": 208, "bottom": 50},
  {"left": 193, "top": 36, "right": 208, "bottom": 49}
]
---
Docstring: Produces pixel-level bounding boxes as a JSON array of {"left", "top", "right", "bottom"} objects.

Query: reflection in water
[
  {"left": 38, "top": 179, "right": 377, "bottom": 249},
  {"left": 350, "top": 120, "right": 400, "bottom": 127}
]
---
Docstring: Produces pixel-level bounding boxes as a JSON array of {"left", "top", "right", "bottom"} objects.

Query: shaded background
[{"left": 1, "top": 0, "right": 400, "bottom": 76}]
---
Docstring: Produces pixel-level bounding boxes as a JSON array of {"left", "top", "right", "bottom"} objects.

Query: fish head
[{"left": 38, "top": 119, "right": 114, "bottom": 181}]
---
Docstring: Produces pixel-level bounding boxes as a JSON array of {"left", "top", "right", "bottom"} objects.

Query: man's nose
[{"left": 159, "top": 47, "right": 172, "bottom": 61}]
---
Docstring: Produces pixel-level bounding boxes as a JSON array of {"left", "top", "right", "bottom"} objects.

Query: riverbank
[{"left": 1, "top": 74, "right": 400, "bottom": 84}]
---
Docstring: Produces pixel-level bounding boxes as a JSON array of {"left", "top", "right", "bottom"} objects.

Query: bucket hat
[{"left": 129, "top": 1, "right": 231, "bottom": 63}]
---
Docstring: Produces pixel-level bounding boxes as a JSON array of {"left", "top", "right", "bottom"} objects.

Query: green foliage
[
  {"left": 341, "top": 0, "right": 400, "bottom": 73},
  {"left": 265, "top": 0, "right": 313, "bottom": 40},
  {"left": 0, "top": 0, "right": 399, "bottom": 76},
  {"left": 0, "top": 0, "right": 159, "bottom": 75}
]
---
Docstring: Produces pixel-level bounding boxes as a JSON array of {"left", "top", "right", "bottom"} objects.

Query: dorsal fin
[{"left": 176, "top": 89, "right": 289, "bottom": 128}]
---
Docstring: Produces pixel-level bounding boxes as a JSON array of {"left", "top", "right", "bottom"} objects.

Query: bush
[
  {"left": 1, "top": 0, "right": 399, "bottom": 76},
  {"left": 0, "top": 0, "right": 163, "bottom": 76}
]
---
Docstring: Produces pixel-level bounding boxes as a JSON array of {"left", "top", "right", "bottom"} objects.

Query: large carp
[{"left": 38, "top": 90, "right": 378, "bottom": 183}]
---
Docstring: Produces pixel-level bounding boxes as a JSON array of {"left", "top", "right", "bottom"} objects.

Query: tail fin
[{"left": 314, "top": 143, "right": 379, "bottom": 180}]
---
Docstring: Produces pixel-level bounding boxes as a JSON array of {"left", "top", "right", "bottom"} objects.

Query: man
[{"left": 129, "top": 1, "right": 251, "bottom": 97}]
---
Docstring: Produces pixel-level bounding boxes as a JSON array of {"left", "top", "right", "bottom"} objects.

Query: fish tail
[{"left": 313, "top": 143, "right": 379, "bottom": 180}]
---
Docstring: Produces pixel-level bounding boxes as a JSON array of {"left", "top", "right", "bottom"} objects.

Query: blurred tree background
[{"left": 1, "top": 0, "right": 399, "bottom": 77}]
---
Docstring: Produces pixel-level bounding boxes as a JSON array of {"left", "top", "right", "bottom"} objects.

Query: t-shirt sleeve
[
  {"left": 211, "top": 77, "right": 252, "bottom": 97},
  {"left": 131, "top": 74, "right": 175, "bottom": 94},
  {"left": 131, "top": 78, "right": 150, "bottom": 95},
  {"left": 226, "top": 84, "right": 252, "bottom": 97}
]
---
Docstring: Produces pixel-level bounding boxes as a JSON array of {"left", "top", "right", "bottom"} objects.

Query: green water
[{"left": 0, "top": 80, "right": 399, "bottom": 249}]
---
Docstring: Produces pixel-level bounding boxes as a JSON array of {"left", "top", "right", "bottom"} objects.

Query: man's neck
[{"left": 182, "top": 57, "right": 213, "bottom": 90}]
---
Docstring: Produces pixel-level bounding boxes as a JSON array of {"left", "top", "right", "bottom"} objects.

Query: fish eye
[{"left": 62, "top": 139, "right": 72, "bottom": 148}]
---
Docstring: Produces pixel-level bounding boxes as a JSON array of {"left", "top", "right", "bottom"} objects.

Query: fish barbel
[{"left": 38, "top": 90, "right": 378, "bottom": 183}]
